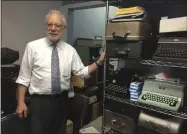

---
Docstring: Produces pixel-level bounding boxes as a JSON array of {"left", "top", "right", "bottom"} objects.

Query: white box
[{"left": 159, "top": 16, "right": 187, "bottom": 33}]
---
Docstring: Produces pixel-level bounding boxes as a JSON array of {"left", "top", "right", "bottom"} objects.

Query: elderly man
[{"left": 16, "top": 10, "right": 105, "bottom": 134}]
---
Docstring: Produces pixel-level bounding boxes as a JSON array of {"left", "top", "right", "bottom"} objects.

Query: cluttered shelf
[
  {"left": 107, "top": 58, "right": 187, "bottom": 69},
  {"left": 104, "top": 94, "right": 187, "bottom": 120}
]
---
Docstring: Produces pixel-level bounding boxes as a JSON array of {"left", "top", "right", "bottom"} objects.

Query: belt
[{"left": 31, "top": 90, "right": 68, "bottom": 98}]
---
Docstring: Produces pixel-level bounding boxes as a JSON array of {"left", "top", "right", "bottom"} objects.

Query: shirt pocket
[
  {"left": 61, "top": 66, "right": 71, "bottom": 89},
  {"left": 61, "top": 63, "right": 71, "bottom": 79}
]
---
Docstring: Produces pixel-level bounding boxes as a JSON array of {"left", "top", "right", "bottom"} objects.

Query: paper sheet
[{"left": 79, "top": 126, "right": 99, "bottom": 134}]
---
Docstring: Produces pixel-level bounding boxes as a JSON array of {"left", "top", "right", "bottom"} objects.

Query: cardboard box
[
  {"left": 65, "top": 120, "right": 73, "bottom": 134},
  {"left": 71, "top": 71, "right": 98, "bottom": 89}
]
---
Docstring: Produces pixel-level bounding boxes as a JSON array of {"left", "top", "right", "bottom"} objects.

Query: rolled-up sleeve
[
  {"left": 71, "top": 49, "right": 90, "bottom": 78},
  {"left": 16, "top": 43, "right": 33, "bottom": 87}
]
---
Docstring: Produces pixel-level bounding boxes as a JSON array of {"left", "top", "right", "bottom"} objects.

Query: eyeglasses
[{"left": 46, "top": 23, "right": 66, "bottom": 29}]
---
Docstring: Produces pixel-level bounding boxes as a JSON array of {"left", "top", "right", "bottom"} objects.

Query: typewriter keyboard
[
  {"left": 154, "top": 48, "right": 187, "bottom": 58},
  {"left": 105, "top": 84, "right": 128, "bottom": 98},
  {"left": 141, "top": 92, "right": 179, "bottom": 107}
]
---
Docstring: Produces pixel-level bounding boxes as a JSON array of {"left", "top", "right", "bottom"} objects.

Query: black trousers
[{"left": 29, "top": 91, "right": 68, "bottom": 134}]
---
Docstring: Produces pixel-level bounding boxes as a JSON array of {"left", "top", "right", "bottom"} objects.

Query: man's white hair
[{"left": 45, "top": 9, "right": 66, "bottom": 26}]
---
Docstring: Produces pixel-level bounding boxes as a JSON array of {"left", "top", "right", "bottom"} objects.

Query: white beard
[
  {"left": 46, "top": 30, "right": 62, "bottom": 43},
  {"left": 48, "top": 36, "right": 59, "bottom": 42}
]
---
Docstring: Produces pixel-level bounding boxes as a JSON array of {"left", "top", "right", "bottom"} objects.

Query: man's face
[{"left": 46, "top": 13, "right": 65, "bottom": 42}]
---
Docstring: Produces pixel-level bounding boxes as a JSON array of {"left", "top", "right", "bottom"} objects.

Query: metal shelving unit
[{"left": 102, "top": 0, "right": 187, "bottom": 134}]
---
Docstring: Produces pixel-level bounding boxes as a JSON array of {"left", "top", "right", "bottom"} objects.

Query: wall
[
  {"left": 2, "top": 1, "right": 67, "bottom": 64},
  {"left": 2, "top": 1, "right": 118, "bottom": 64},
  {"left": 60, "top": 7, "right": 68, "bottom": 41}
]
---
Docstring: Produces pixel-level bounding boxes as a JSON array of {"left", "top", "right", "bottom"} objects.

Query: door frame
[{"left": 66, "top": 3, "right": 106, "bottom": 45}]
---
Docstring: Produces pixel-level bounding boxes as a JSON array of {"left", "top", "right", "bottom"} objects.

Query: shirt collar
[{"left": 45, "top": 37, "right": 64, "bottom": 50}]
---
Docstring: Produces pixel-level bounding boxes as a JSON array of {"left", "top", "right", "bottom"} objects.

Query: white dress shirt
[{"left": 16, "top": 37, "right": 89, "bottom": 96}]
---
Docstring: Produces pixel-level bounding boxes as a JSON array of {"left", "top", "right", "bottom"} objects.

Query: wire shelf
[
  {"left": 105, "top": 94, "right": 187, "bottom": 120},
  {"left": 141, "top": 60, "right": 187, "bottom": 68}
]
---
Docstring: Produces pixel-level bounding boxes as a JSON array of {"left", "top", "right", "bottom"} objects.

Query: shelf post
[{"left": 102, "top": 1, "right": 109, "bottom": 134}]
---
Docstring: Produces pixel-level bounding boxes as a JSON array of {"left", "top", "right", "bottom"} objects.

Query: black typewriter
[
  {"left": 105, "top": 83, "right": 128, "bottom": 99},
  {"left": 153, "top": 37, "right": 187, "bottom": 62}
]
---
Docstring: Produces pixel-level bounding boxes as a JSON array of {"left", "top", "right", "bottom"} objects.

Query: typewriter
[
  {"left": 153, "top": 37, "right": 187, "bottom": 62},
  {"left": 138, "top": 79, "right": 185, "bottom": 111},
  {"left": 104, "top": 110, "right": 136, "bottom": 134}
]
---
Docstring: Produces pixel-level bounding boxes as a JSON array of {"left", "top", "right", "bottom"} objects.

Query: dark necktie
[{"left": 51, "top": 45, "right": 61, "bottom": 94}]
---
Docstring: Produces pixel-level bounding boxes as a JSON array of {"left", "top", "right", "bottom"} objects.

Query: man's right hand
[{"left": 16, "top": 102, "right": 28, "bottom": 119}]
